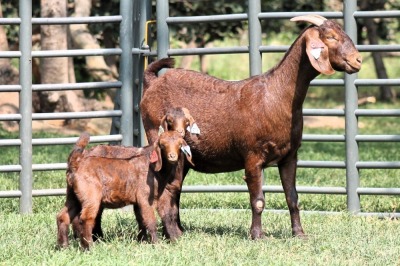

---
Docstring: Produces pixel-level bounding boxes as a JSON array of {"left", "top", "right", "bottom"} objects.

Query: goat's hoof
[
  {"left": 294, "top": 232, "right": 308, "bottom": 240},
  {"left": 250, "top": 230, "right": 265, "bottom": 240},
  {"left": 56, "top": 243, "right": 69, "bottom": 250}
]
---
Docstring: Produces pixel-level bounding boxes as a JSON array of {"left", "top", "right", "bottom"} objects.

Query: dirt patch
[
  {"left": 304, "top": 116, "right": 345, "bottom": 129},
  {"left": 0, "top": 92, "right": 114, "bottom": 135}
]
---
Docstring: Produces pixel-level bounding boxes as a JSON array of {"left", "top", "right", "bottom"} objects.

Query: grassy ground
[
  {"left": 1, "top": 111, "right": 399, "bottom": 265},
  {"left": 1, "top": 210, "right": 399, "bottom": 265}
]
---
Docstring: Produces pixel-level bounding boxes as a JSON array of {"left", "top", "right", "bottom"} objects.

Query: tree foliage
[
  {"left": 0, "top": 0, "right": 399, "bottom": 103},
  {"left": 168, "top": 1, "right": 245, "bottom": 47}
]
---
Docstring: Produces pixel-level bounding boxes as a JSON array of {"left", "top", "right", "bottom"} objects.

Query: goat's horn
[{"left": 290, "top": 14, "right": 327, "bottom": 26}]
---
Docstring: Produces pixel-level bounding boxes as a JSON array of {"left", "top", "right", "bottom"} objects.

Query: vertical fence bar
[
  {"left": 344, "top": 0, "right": 361, "bottom": 213},
  {"left": 119, "top": 0, "right": 134, "bottom": 146},
  {"left": 133, "top": 0, "right": 151, "bottom": 146},
  {"left": 19, "top": 0, "right": 33, "bottom": 213},
  {"left": 247, "top": 0, "right": 262, "bottom": 76},
  {"left": 131, "top": 0, "right": 142, "bottom": 147},
  {"left": 247, "top": 0, "right": 266, "bottom": 193},
  {"left": 156, "top": 0, "right": 169, "bottom": 60}
]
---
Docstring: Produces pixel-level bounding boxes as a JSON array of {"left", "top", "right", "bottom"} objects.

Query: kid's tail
[{"left": 67, "top": 132, "right": 90, "bottom": 173}]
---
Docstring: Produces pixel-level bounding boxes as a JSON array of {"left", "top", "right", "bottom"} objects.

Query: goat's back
[
  {"left": 86, "top": 144, "right": 148, "bottom": 159},
  {"left": 71, "top": 155, "right": 153, "bottom": 208}
]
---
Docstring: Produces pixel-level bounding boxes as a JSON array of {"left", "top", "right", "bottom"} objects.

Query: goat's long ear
[
  {"left": 181, "top": 107, "right": 196, "bottom": 128},
  {"left": 305, "top": 28, "right": 335, "bottom": 75},
  {"left": 181, "top": 139, "right": 195, "bottom": 166},
  {"left": 159, "top": 115, "right": 168, "bottom": 133},
  {"left": 152, "top": 141, "right": 163, "bottom": 171}
]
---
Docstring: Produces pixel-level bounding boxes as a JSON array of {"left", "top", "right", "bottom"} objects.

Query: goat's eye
[{"left": 327, "top": 36, "right": 337, "bottom": 41}]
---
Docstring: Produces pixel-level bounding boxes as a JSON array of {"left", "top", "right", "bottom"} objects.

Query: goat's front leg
[
  {"left": 175, "top": 166, "right": 190, "bottom": 232},
  {"left": 157, "top": 188, "right": 183, "bottom": 241},
  {"left": 278, "top": 155, "right": 305, "bottom": 238},
  {"left": 244, "top": 159, "right": 265, "bottom": 240}
]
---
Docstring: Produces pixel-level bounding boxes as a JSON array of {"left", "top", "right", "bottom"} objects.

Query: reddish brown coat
[{"left": 140, "top": 15, "right": 362, "bottom": 240}]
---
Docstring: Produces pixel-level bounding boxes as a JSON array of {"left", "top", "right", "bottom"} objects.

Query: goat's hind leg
[
  {"left": 73, "top": 208, "right": 104, "bottom": 242},
  {"left": 134, "top": 204, "right": 148, "bottom": 242},
  {"left": 244, "top": 159, "right": 266, "bottom": 240},
  {"left": 136, "top": 202, "right": 158, "bottom": 243},
  {"left": 278, "top": 157, "right": 305, "bottom": 238},
  {"left": 56, "top": 207, "right": 70, "bottom": 248},
  {"left": 92, "top": 208, "right": 104, "bottom": 241},
  {"left": 56, "top": 189, "right": 81, "bottom": 248},
  {"left": 79, "top": 203, "right": 100, "bottom": 250}
]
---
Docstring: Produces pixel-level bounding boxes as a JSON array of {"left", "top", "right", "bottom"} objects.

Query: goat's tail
[
  {"left": 68, "top": 132, "right": 90, "bottom": 173},
  {"left": 143, "top": 58, "right": 175, "bottom": 89}
]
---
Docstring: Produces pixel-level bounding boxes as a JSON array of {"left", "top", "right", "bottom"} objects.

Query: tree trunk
[
  {"left": 179, "top": 39, "right": 197, "bottom": 69},
  {"left": 364, "top": 18, "right": 395, "bottom": 102},
  {"left": 359, "top": 0, "right": 395, "bottom": 102},
  {"left": 69, "top": 0, "right": 118, "bottom": 81},
  {"left": 0, "top": 2, "right": 19, "bottom": 85},
  {"left": 39, "top": 0, "right": 83, "bottom": 114}
]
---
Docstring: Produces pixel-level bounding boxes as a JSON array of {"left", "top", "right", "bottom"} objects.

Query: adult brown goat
[
  {"left": 56, "top": 130, "right": 194, "bottom": 249},
  {"left": 140, "top": 15, "right": 362, "bottom": 240}
]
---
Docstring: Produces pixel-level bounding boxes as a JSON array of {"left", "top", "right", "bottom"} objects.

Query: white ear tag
[
  {"left": 181, "top": 145, "right": 192, "bottom": 157},
  {"left": 187, "top": 123, "right": 200, "bottom": 135},
  {"left": 311, "top": 47, "right": 322, "bottom": 60},
  {"left": 158, "top": 125, "right": 164, "bottom": 136}
]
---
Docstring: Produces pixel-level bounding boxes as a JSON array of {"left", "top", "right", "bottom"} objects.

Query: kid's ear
[
  {"left": 305, "top": 29, "right": 335, "bottom": 75},
  {"left": 151, "top": 141, "right": 162, "bottom": 171},
  {"left": 159, "top": 115, "right": 168, "bottom": 135}
]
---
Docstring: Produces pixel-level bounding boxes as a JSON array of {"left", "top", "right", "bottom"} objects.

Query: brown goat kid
[
  {"left": 56, "top": 130, "right": 194, "bottom": 250},
  {"left": 140, "top": 15, "right": 362, "bottom": 240},
  {"left": 159, "top": 106, "right": 199, "bottom": 137}
]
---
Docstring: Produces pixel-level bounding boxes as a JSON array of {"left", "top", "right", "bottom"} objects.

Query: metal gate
[{"left": 0, "top": 0, "right": 399, "bottom": 217}]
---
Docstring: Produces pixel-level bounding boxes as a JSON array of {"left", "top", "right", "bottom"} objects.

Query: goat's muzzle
[
  {"left": 176, "top": 128, "right": 185, "bottom": 137},
  {"left": 167, "top": 152, "right": 178, "bottom": 163},
  {"left": 345, "top": 52, "right": 362, "bottom": 74}
]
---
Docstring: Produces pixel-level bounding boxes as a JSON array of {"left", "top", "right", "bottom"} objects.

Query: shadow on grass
[{"left": 182, "top": 223, "right": 293, "bottom": 240}]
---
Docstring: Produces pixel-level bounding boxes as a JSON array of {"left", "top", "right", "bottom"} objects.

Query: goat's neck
[
  {"left": 159, "top": 159, "right": 178, "bottom": 176},
  {"left": 265, "top": 31, "right": 320, "bottom": 109}
]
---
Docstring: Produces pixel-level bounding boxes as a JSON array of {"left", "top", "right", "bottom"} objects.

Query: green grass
[
  {"left": 1, "top": 114, "right": 399, "bottom": 264},
  {"left": 0, "top": 210, "right": 399, "bottom": 265}
]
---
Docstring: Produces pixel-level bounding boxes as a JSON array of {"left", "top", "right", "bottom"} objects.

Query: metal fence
[{"left": 0, "top": 0, "right": 399, "bottom": 217}]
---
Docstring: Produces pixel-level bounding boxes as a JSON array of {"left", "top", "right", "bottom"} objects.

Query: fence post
[
  {"left": 248, "top": 0, "right": 262, "bottom": 76},
  {"left": 344, "top": 0, "right": 361, "bottom": 213},
  {"left": 247, "top": 0, "right": 267, "bottom": 193},
  {"left": 136, "top": 0, "right": 152, "bottom": 147},
  {"left": 19, "top": 0, "right": 33, "bottom": 214},
  {"left": 156, "top": 0, "right": 169, "bottom": 60},
  {"left": 118, "top": 0, "right": 134, "bottom": 146}
]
